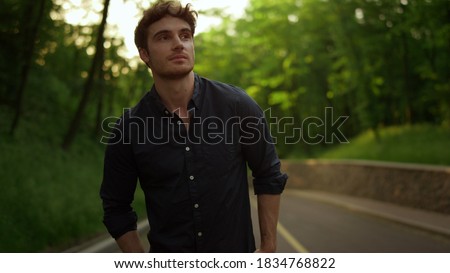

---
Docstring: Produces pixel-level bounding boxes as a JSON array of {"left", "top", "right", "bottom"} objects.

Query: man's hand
[{"left": 116, "top": 230, "right": 145, "bottom": 253}]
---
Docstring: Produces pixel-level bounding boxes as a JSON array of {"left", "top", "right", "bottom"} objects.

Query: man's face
[{"left": 139, "top": 16, "right": 195, "bottom": 79}]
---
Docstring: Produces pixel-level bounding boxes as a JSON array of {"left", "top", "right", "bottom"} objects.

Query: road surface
[
  {"left": 71, "top": 189, "right": 450, "bottom": 253},
  {"left": 269, "top": 191, "right": 450, "bottom": 252}
]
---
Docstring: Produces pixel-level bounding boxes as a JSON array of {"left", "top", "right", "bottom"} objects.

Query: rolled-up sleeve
[
  {"left": 238, "top": 93, "right": 288, "bottom": 194},
  {"left": 100, "top": 115, "right": 139, "bottom": 239}
]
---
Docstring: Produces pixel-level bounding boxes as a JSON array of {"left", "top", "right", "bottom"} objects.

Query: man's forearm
[
  {"left": 116, "top": 230, "right": 145, "bottom": 253},
  {"left": 256, "top": 194, "right": 281, "bottom": 252}
]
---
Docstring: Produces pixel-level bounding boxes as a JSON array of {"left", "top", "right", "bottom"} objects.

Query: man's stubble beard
[
  {"left": 160, "top": 66, "right": 194, "bottom": 80},
  {"left": 150, "top": 61, "right": 194, "bottom": 81}
]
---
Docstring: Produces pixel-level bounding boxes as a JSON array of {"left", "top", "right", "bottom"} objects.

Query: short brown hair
[{"left": 134, "top": 0, "right": 198, "bottom": 49}]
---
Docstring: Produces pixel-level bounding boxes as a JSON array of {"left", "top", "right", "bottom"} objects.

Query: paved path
[
  {"left": 66, "top": 189, "right": 450, "bottom": 253},
  {"left": 277, "top": 190, "right": 450, "bottom": 252}
]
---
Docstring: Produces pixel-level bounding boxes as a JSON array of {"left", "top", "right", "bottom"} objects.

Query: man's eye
[{"left": 180, "top": 34, "right": 191, "bottom": 40}]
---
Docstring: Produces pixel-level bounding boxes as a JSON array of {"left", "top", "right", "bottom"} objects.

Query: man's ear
[{"left": 138, "top": 47, "right": 150, "bottom": 64}]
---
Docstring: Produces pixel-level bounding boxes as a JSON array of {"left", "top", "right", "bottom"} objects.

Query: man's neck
[{"left": 153, "top": 72, "right": 195, "bottom": 115}]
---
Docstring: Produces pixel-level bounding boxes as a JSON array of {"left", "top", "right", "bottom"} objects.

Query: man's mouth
[{"left": 169, "top": 54, "right": 188, "bottom": 61}]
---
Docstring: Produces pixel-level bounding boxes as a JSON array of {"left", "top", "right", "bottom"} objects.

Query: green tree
[
  {"left": 5, "top": 0, "right": 49, "bottom": 135},
  {"left": 62, "top": 0, "right": 111, "bottom": 150},
  {"left": 195, "top": 0, "right": 449, "bottom": 157}
]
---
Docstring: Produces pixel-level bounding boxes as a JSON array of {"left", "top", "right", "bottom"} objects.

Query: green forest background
[{"left": 0, "top": 0, "right": 449, "bottom": 252}]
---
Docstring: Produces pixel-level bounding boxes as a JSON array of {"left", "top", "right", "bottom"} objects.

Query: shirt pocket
[
  {"left": 200, "top": 142, "right": 240, "bottom": 178},
  {"left": 134, "top": 143, "right": 184, "bottom": 189}
]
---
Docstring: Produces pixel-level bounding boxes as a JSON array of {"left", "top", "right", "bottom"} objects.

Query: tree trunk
[
  {"left": 62, "top": 0, "right": 111, "bottom": 150},
  {"left": 9, "top": 0, "right": 46, "bottom": 135},
  {"left": 95, "top": 46, "right": 106, "bottom": 137}
]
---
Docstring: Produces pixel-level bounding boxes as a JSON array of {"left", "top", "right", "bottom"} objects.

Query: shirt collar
[{"left": 148, "top": 73, "right": 202, "bottom": 116}]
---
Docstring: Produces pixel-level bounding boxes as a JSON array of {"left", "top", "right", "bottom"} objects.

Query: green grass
[
  {"left": 317, "top": 124, "right": 450, "bottom": 166},
  {"left": 0, "top": 130, "right": 147, "bottom": 252},
  {"left": 1, "top": 135, "right": 100, "bottom": 252}
]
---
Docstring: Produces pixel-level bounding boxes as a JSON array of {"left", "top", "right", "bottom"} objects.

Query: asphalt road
[
  {"left": 83, "top": 189, "right": 450, "bottom": 253},
  {"left": 272, "top": 191, "right": 450, "bottom": 253}
]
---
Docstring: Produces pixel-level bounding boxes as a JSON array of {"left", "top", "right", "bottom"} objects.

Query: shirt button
[
  {"left": 189, "top": 175, "right": 194, "bottom": 181},
  {"left": 164, "top": 110, "right": 169, "bottom": 115},
  {"left": 194, "top": 204, "right": 199, "bottom": 209},
  {"left": 197, "top": 232, "right": 203, "bottom": 237},
  {"left": 185, "top": 147, "right": 191, "bottom": 152}
]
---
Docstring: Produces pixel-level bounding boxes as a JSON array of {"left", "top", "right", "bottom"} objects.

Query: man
[{"left": 100, "top": 0, "right": 287, "bottom": 253}]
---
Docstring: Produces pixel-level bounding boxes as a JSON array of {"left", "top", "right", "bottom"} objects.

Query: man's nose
[{"left": 172, "top": 36, "right": 184, "bottom": 51}]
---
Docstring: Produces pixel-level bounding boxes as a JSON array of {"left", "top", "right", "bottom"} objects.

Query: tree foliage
[
  {"left": 0, "top": 0, "right": 448, "bottom": 156},
  {"left": 195, "top": 0, "right": 450, "bottom": 156}
]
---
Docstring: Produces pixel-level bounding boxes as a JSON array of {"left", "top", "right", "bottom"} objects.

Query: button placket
[{"left": 184, "top": 142, "right": 203, "bottom": 249}]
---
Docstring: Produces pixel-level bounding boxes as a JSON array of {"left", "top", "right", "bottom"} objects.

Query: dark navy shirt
[{"left": 100, "top": 74, "right": 287, "bottom": 253}]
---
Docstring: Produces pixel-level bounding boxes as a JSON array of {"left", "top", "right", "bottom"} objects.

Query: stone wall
[{"left": 281, "top": 160, "right": 450, "bottom": 214}]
